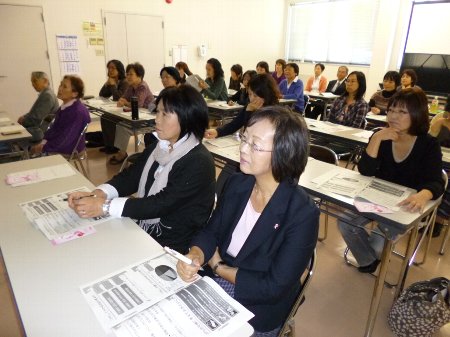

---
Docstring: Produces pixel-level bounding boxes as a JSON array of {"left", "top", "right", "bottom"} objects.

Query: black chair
[
  {"left": 309, "top": 144, "right": 338, "bottom": 241},
  {"left": 277, "top": 249, "right": 317, "bottom": 337}
]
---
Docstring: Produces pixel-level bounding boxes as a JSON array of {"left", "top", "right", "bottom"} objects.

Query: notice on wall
[
  {"left": 56, "top": 35, "right": 80, "bottom": 75},
  {"left": 82, "top": 21, "right": 103, "bottom": 37}
]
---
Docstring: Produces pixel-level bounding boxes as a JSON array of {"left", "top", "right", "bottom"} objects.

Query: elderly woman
[
  {"left": 17, "top": 71, "right": 60, "bottom": 142},
  {"left": 328, "top": 71, "right": 368, "bottom": 129},
  {"left": 68, "top": 85, "right": 216, "bottom": 254},
  {"left": 31, "top": 75, "right": 90, "bottom": 155},
  {"left": 198, "top": 58, "right": 228, "bottom": 101},
  {"left": 339, "top": 88, "right": 444, "bottom": 273},
  {"left": 279, "top": 62, "right": 305, "bottom": 113},
  {"left": 205, "top": 73, "right": 281, "bottom": 139},
  {"left": 177, "top": 106, "right": 319, "bottom": 336},
  {"left": 110, "top": 62, "right": 154, "bottom": 164},
  {"left": 368, "top": 70, "right": 400, "bottom": 115}
]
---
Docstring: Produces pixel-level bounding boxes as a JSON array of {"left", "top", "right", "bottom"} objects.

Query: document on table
[
  {"left": 81, "top": 253, "right": 253, "bottom": 337},
  {"left": 19, "top": 187, "right": 110, "bottom": 241},
  {"left": 206, "top": 137, "right": 240, "bottom": 148},
  {"left": 305, "top": 119, "right": 348, "bottom": 132},
  {"left": 5, "top": 163, "right": 76, "bottom": 186},
  {"left": 0, "top": 117, "right": 11, "bottom": 123},
  {"left": 0, "top": 124, "right": 23, "bottom": 134},
  {"left": 352, "top": 130, "right": 374, "bottom": 139},
  {"left": 312, "top": 169, "right": 410, "bottom": 211}
]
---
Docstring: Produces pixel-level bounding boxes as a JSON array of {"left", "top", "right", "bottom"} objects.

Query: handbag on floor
[{"left": 388, "top": 277, "right": 450, "bottom": 337}]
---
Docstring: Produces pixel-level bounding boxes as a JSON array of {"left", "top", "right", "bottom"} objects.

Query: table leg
[
  {"left": 364, "top": 237, "right": 394, "bottom": 337},
  {"left": 133, "top": 129, "right": 139, "bottom": 153},
  {"left": 395, "top": 224, "right": 419, "bottom": 298}
]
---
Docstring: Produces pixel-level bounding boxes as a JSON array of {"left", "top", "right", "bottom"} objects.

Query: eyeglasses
[{"left": 239, "top": 132, "right": 272, "bottom": 153}]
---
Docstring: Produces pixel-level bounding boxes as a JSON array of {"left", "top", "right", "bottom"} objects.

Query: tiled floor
[{"left": 1, "top": 126, "right": 449, "bottom": 336}]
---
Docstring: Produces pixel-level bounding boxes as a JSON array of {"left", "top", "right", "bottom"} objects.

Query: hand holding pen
[{"left": 68, "top": 190, "right": 107, "bottom": 218}]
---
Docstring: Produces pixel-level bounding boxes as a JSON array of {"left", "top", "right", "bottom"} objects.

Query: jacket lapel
[{"left": 233, "top": 180, "right": 295, "bottom": 264}]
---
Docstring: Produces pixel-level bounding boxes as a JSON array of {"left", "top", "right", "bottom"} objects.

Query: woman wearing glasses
[
  {"left": 177, "top": 106, "right": 319, "bottom": 336},
  {"left": 328, "top": 71, "right": 368, "bottom": 129},
  {"left": 204, "top": 73, "right": 280, "bottom": 139}
]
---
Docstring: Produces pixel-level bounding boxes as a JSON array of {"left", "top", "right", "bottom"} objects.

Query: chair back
[
  {"left": 310, "top": 144, "right": 339, "bottom": 165},
  {"left": 302, "top": 94, "right": 310, "bottom": 116},
  {"left": 216, "top": 163, "right": 240, "bottom": 200},
  {"left": 69, "top": 124, "right": 89, "bottom": 161},
  {"left": 277, "top": 249, "right": 317, "bottom": 337}
]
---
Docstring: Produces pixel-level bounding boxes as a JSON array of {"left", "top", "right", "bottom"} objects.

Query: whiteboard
[
  {"left": 405, "top": 2, "right": 450, "bottom": 54},
  {"left": 103, "top": 11, "right": 165, "bottom": 93}
]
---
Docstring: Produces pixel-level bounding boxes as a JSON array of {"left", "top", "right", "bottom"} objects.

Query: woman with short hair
[
  {"left": 69, "top": 85, "right": 216, "bottom": 254},
  {"left": 177, "top": 106, "right": 319, "bottom": 336},
  {"left": 271, "top": 59, "right": 286, "bottom": 85},
  {"left": 368, "top": 70, "right": 400, "bottom": 115},
  {"left": 229, "top": 64, "right": 243, "bottom": 91},
  {"left": 175, "top": 61, "right": 192, "bottom": 84}
]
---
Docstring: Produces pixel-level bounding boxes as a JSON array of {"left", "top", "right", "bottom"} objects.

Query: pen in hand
[{"left": 63, "top": 194, "right": 96, "bottom": 201}]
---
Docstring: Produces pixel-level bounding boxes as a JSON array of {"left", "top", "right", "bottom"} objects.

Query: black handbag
[{"left": 388, "top": 277, "right": 450, "bottom": 337}]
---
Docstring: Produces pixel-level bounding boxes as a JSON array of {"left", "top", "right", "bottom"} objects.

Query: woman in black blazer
[
  {"left": 68, "top": 85, "right": 216, "bottom": 254},
  {"left": 177, "top": 106, "right": 319, "bottom": 336}
]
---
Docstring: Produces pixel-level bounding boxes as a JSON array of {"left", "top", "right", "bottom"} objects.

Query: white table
[
  {"left": 304, "top": 91, "right": 339, "bottom": 119},
  {"left": 84, "top": 98, "right": 156, "bottom": 152},
  {"left": 0, "top": 155, "right": 253, "bottom": 337},
  {"left": 0, "top": 111, "right": 32, "bottom": 159},
  {"left": 203, "top": 137, "right": 440, "bottom": 337}
]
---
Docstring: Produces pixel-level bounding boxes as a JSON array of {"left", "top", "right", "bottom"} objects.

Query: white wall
[{"left": 2, "top": 0, "right": 286, "bottom": 97}]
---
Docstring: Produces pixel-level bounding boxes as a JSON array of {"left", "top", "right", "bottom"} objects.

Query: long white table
[
  {"left": 204, "top": 138, "right": 440, "bottom": 337},
  {"left": 0, "top": 155, "right": 253, "bottom": 337},
  {"left": 0, "top": 111, "right": 32, "bottom": 159}
]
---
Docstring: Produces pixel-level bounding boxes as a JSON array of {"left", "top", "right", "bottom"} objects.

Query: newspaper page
[
  {"left": 19, "top": 187, "right": 110, "bottom": 240},
  {"left": 6, "top": 163, "right": 76, "bottom": 187},
  {"left": 358, "top": 179, "right": 410, "bottom": 211},
  {"left": 81, "top": 253, "right": 192, "bottom": 331},
  {"left": 113, "top": 277, "right": 254, "bottom": 337}
]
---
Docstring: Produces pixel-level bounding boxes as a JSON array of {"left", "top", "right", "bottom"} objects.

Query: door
[
  {"left": 0, "top": 5, "right": 51, "bottom": 119},
  {"left": 103, "top": 11, "right": 165, "bottom": 92}
]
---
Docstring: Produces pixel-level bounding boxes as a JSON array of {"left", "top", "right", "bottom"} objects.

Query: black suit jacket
[
  {"left": 107, "top": 142, "right": 216, "bottom": 253},
  {"left": 326, "top": 79, "right": 346, "bottom": 95},
  {"left": 191, "top": 173, "right": 319, "bottom": 332}
]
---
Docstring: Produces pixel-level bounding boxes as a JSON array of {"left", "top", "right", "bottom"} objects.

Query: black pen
[{"left": 63, "top": 194, "right": 96, "bottom": 201}]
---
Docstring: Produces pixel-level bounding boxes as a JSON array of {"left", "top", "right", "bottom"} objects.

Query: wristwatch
[
  {"left": 212, "top": 261, "right": 226, "bottom": 276},
  {"left": 102, "top": 199, "right": 112, "bottom": 216}
]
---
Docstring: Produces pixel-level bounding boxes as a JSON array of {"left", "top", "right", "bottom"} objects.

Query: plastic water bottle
[
  {"left": 131, "top": 96, "right": 139, "bottom": 120},
  {"left": 430, "top": 96, "right": 439, "bottom": 113}
]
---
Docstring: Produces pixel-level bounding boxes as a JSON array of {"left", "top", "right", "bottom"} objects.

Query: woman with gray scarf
[{"left": 68, "top": 85, "right": 216, "bottom": 253}]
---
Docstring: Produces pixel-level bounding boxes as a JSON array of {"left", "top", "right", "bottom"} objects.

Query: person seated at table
[
  {"left": 228, "top": 70, "right": 257, "bottom": 106},
  {"left": 399, "top": 68, "right": 420, "bottom": 90},
  {"left": 175, "top": 61, "right": 192, "bottom": 84},
  {"left": 177, "top": 106, "right": 319, "bottom": 336},
  {"left": 229, "top": 64, "right": 243, "bottom": 91},
  {"left": 198, "top": 58, "right": 228, "bottom": 101},
  {"left": 30, "top": 75, "right": 90, "bottom": 156},
  {"left": 279, "top": 62, "right": 305, "bottom": 113},
  {"left": 338, "top": 88, "right": 444, "bottom": 273},
  {"left": 109, "top": 62, "right": 154, "bottom": 164},
  {"left": 305, "top": 63, "right": 327, "bottom": 93},
  {"left": 205, "top": 73, "right": 280, "bottom": 139},
  {"left": 325, "top": 66, "right": 348, "bottom": 95},
  {"left": 68, "top": 85, "right": 216, "bottom": 254},
  {"left": 327, "top": 71, "right": 368, "bottom": 129},
  {"left": 271, "top": 59, "right": 286, "bottom": 85},
  {"left": 97, "top": 60, "right": 129, "bottom": 154},
  {"left": 368, "top": 71, "right": 400, "bottom": 115},
  {"left": 17, "top": 71, "right": 59, "bottom": 143},
  {"left": 256, "top": 61, "right": 269, "bottom": 74},
  {"left": 428, "top": 96, "right": 450, "bottom": 237}
]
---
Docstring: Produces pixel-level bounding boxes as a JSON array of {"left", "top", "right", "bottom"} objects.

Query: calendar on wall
[{"left": 56, "top": 35, "right": 80, "bottom": 75}]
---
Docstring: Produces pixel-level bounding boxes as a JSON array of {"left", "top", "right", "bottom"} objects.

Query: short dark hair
[
  {"left": 155, "top": 85, "right": 209, "bottom": 141},
  {"left": 107, "top": 59, "right": 126, "bottom": 80},
  {"left": 345, "top": 71, "right": 366, "bottom": 100},
  {"left": 243, "top": 70, "right": 257, "bottom": 81},
  {"left": 256, "top": 61, "right": 269, "bottom": 73},
  {"left": 316, "top": 63, "right": 325, "bottom": 71},
  {"left": 387, "top": 87, "right": 429, "bottom": 135},
  {"left": 175, "top": 62, "right": 192, "bottom": 76},
  {"left": 401, "top": 69, "right": 418, "bottom": 86},
  {"left": 383, "top": 71, "right": 401, "bottom": 87},
  {"left": 63, "top": 75, "right": 84, "bottom": 99},
  {"left": 126, "top": 62, "right": 145, "bottom": 79},
  {"left": 286, "top": 62, "right": 299, "bottom": 75},
  {"left": 206, "top": 58, "right": 224, "bottom": 81},
  {"left": 160, "top": 66, "right": 181, "bottom": 84},
  {"left": 249, "top": 74, "right": 280, "bottom": 105},
  {"left": 246, "top": 106, "right": 309, "bottom": 184},
  {"left": 230, "top": 64, "right": 243, "bottom": 77},
  {"left": 275, "top": 59, "right": 286, "bottom": 69}
]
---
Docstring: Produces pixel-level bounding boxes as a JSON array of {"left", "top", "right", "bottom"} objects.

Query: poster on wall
[{"left": 56, "top": 35, "right": 80, "bottom": 75}]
